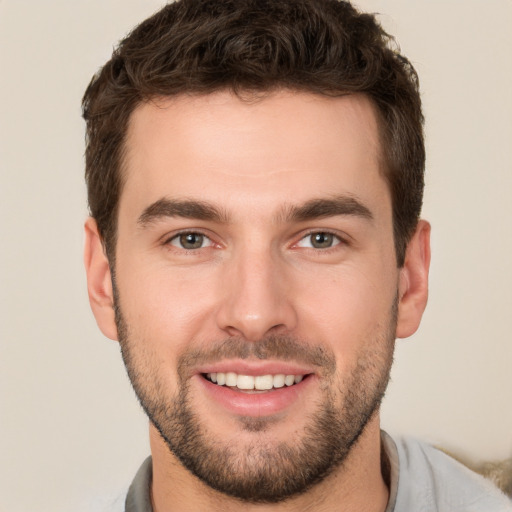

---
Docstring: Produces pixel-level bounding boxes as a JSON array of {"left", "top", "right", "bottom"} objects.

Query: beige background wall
[{"left": 1, "top": 1, "right": 511, "bottom": 510}]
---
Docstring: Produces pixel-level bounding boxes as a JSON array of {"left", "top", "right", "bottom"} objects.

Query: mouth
[
  {"left": 196, "top": 366, "right": 315, "bottom": 417},
  {"left": 203, "top": 372, "right": 307, "bottom": 393}
]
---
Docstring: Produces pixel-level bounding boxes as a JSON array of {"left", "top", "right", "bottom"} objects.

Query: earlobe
[
  {"left": 84, "top": 218, "right": 118, "bottom": 341},
  {"left": 396, "top": 220, "right": 431, "bottom": 339}
]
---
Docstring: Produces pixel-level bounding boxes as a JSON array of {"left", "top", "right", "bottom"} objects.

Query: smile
[
  {"left": 197, "top": 368, "right": 314, "bottom": 416},
  {"left": 204, "top": 372, "right": 305, "bottom": 391}
]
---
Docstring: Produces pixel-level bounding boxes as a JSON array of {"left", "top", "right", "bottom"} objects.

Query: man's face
[{"left": 109, "top": 91, "right": 403, "bottom": 501}]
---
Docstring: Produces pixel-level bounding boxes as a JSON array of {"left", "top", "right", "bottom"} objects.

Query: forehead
[{"left": 121, "top": 90, "right": 387, "bottom": 220}]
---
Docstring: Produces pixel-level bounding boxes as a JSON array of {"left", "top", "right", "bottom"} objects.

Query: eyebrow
[
  {"left": 278, "top": 196, "right": 373, "bottom": 223},
  {"left": 137, "top": 195, "right": 373, "bottom": 228},
  {"left": 137, "top": 198, "right": 229, "bottom": 226}
]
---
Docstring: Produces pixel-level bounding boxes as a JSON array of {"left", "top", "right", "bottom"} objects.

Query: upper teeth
[{"left": 207, "top": 372, "right": 304, "bottom": 390}]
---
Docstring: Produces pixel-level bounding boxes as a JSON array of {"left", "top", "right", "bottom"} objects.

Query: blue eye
[
  {"left": 297, "top": 232, "right": 340, "bottom": 249},
  {"left": 169, "top": 232, "right": 212, "bottom": 250}
]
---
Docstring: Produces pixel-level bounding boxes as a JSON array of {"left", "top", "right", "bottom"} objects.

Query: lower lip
[{"left": 195, "top": 374, "right": 313, "bottom": 417}]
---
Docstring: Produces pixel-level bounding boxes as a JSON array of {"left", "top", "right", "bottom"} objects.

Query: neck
[{"left": 149, "top": 415, "right": 389, "bottom": 512}]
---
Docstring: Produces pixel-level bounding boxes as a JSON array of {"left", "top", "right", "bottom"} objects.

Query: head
[
  {"left": 83, "top": 0, "right": 424, "bottom": 268},
  {"left": 83, "top": 0, "right": 430, "bottom": 505}
]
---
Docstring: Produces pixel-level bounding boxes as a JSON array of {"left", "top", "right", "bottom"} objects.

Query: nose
[{"left": 215, "top": 246, "right": 298, "bottom": 341}]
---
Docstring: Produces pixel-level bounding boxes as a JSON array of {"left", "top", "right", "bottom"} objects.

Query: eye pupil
[
  {"left": 311, "top": 232, "right": 333, "bottom": 248},
  {"left": 180, "top": 233, "right": 203, "bottom": 249}
]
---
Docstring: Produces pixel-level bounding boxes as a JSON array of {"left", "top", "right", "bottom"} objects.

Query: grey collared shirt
[{"left": 121, "top": 432, "right": 512, "bottom": 511}]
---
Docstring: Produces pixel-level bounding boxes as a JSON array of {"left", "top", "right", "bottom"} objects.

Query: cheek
[
  {"left": 294, "top": 263, "right": 398, "bottom": 350},
  {"left": 116, "top": 257, "right": 220, "bottom": 348}
]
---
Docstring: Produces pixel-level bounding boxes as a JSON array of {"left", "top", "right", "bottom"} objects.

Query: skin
[{"left": 84, "top": 90, "right": 430, "bottom": 511}]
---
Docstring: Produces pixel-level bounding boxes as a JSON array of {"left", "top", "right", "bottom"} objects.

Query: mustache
[{"left": 178, "top": 335, "right": 336, "bottom": 378}]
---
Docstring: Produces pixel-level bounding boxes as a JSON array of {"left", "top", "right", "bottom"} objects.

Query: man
[{"left": 82, "top": 0, "right": 511, "bottom": 510}]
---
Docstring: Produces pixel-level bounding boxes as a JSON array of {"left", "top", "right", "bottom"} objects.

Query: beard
[{"left": 114, "top": 294, "right": 397, "bottom": 504}]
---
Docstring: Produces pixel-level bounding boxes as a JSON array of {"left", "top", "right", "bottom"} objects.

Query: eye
[
  {"left": 296, "top": 232, "right": 341, "bottom": 249},
  {"left": 168, "top": 232, "right": 213, "bottom": 250}
]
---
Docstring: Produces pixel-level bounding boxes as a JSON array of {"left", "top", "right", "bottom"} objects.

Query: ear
[
  {"left": 84, "top": 217, "right": 118, "bottom": 341},
  {"left": 396, "top": 220, "right": 431, "bottom": 339}
]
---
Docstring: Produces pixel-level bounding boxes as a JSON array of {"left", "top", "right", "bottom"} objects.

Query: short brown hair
[{"left": 83, "top": 0, "right": 424, "bottom": 266}]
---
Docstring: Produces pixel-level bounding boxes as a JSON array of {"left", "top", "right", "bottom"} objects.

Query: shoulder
[
  {"left": 390, "top": 435, "right": 512, "bottom": 512},
  {"left": 77, "top": 489, "right": 128, "bottom": 512}
]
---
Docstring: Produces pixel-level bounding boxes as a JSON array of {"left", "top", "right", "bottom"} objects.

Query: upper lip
[{"left": 194, "top": 359, "right": 315, "bottom": 377}]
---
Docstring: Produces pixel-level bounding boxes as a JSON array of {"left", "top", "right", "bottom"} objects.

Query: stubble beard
[{"left": 114, "top": 296, "right": 397, "bottom": 504}]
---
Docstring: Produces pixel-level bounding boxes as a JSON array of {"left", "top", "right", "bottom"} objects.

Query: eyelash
[
  {"left": 163, "top": 229, "right": 348, "bottom": 253},
  {"left": 293, "top": 230, "right": 348, "bottom": 251},
  {"left": 164, "top": 230, "right": 215, "bottom": 251}
]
